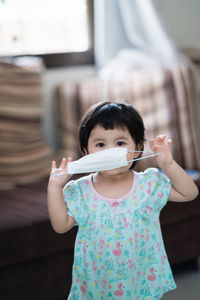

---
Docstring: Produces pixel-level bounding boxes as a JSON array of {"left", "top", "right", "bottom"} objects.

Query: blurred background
[{"left": 0, "top": 0, "right": 200, "bottom": 299}]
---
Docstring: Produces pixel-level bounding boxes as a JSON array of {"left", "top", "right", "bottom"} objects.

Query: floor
[{"left": 162, "top": 259, "right": 200, "bottom": 300}]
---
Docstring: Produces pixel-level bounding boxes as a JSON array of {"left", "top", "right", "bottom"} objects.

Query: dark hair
[{"left": 79, "top": 101, "right": 146, "bottom": 168}]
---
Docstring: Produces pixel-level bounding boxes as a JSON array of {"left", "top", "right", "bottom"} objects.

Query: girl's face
[{"left": 85, "top": 125, "right": 141, "bottom": 174}]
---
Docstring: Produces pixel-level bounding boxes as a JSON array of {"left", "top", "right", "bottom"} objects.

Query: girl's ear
[{"left": 135, "top": 142, "right": 143, "bottom": 159}]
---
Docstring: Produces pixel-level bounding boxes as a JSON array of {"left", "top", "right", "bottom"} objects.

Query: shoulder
[
  {"left": 134, "top": 167, "right": 171, "bottom": 186},
  {"left": 134, "top": 168, "right": 160, "bottom": 180},
  {"left": 135, "top": 168, "right": 172, "bottom": 211},
  {"left": 63, "top": 174, "right": 91, "bottom": 193}
]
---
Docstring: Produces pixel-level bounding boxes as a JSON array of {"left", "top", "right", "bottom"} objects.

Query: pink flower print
[
  {"left": 147, "top": 267, "right": 157, "bottom": 281},
  {"left": 146, "top": 205, "right": 153, "bottom": 215},
  {"left": 136, "top": 271, "right": 141, "bottom": 281},
  {"left": 92, "top": 261, "right": 97, "bottom": 271},
  {"left": 111, "top": 202, "right": 119, "bottom": 207},
  {"left": 157, "top": 192, "right": 164, "bottom": 198},
  {"left": 146, "top": 228, "right": 149, "bottom": 242},
  {"left": 99, "top": 239, "right": 105, "bottom": 249},
  {"left": 123, "top": 217, "right": 130, "bottom": 227},
  {"left": 157, "top": 242, "right": 161, "bottom": 252},
  {"left": 112, "top": 242, "right": 121, "bottom": 256},
  {"left": 83, "top": 242, "right": 87, "bottom": 254},
  {"left": 114, "top": 283, "right": 124, "bottom": 297},
  {"left": 128, "top": 259, "right": 134, "bottom": 269},
  {"left": 146, "top": 181, "right": 151, "bottom": 194},
  {"left": 161, "top": 255, "right": 166, "bottom": 265},
  {"left": 134, "top": 232, "right": 139, "bottom": 243},
  {"left": 80, "top": 281, "right": 87, "bottom": 294},
  {"left": 102, "top": 280, "right": 107, "bottom": 289}
]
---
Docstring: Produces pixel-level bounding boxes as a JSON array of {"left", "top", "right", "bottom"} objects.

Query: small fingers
[
  {"left": 167, "top": 138, "right": 172, "bottom": 148},
  {"left": 150, "top": 136, "right": 172, "bottom": 151},
  {"left": 150, "top": 139, "right": 155, "bottom": 149},
  {"left": 52, "top": 160, "right": 56, "bottom": 169},
  {"left": 156, "top": 135, "right": 166, "bottom": 145},
  {"left": 60, "top": 157, "right": 67, "bottom": 169},
  {"left": 150, "top": 138, "right": 160, "bottom": 152},
  {"left": 50, "top": 160, "right": 57, "bottom": 176}
]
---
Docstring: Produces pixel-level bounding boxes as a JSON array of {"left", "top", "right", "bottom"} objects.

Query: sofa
[
  {"left": 0, "top": 180, "right": 77, "bottom": 300},
  {"left": 1, "top": 62, "right": 200, "bottom": 299}
]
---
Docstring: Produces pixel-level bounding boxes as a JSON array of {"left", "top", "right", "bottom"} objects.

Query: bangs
[{"left": 92, "top": 106, "right": 127, "bottom": 130}]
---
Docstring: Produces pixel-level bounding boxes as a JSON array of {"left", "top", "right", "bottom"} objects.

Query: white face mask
[{"left": 53, "top": 147, "right": 160, "bottom": 175}]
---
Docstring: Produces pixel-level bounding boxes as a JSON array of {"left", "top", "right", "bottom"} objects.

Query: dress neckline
[{"left": 89, "top": 171, "right": 137, "bottom": 206}]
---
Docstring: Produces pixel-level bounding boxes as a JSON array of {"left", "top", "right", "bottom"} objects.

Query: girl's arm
[
  {"left": 150, "top": 135, "right": 199, "bottom": 202},
  {"left": 47, "top": 158, "right": 75, "bottom": 233}
]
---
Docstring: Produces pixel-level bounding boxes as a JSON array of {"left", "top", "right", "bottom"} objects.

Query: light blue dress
[{"left": 63, "top": 168, "right": 176, "bottom": 299}]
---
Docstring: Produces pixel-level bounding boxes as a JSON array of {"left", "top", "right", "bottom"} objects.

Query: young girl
[{"left": 48, "top": 102, "right": 198, "bottom": 300}]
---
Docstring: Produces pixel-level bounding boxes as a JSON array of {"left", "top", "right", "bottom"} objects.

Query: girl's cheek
[{"left": 127, "top": 153, "right": 135, "bottom": 162}]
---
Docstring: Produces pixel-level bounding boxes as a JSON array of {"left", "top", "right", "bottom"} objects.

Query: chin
[{"left": 100, "top": 167, "right": 130, "bottom": 176}]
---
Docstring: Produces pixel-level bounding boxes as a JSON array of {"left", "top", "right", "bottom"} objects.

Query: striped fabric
[{"left": 56, "top": 63, "right": 200, "bottom": 171}]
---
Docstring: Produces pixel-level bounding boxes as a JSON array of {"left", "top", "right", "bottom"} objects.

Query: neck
[{"left": 96, "top": 169, "right": 132, "bottom": 182}]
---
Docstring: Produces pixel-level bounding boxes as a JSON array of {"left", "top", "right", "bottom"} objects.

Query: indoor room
[{"left": 0, "top": 0, "right": 200, "bottom": 299}]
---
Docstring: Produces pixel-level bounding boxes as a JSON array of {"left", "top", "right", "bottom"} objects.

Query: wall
[{"left": 157, "top": 0, "right": 200, "bottom": 50}]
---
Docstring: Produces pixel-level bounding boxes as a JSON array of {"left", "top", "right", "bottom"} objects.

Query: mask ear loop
[{"left": 127, "top": 150, "right": 161, "bottom": 162}]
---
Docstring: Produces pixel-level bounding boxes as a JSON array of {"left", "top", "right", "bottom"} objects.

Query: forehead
[{"left": 89, "top": 125, "right": 132, "bottom": 140}]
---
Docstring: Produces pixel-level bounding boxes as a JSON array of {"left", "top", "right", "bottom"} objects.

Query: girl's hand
[
  {"left": 48, "top": 157, "right": 72, "bottom": 188},
  {"left": 150, "top": 135, "right": 173, "bottom": 169}
]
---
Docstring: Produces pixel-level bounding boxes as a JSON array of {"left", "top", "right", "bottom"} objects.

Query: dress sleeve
[
  {"left": 63, "top": 180, "right": 88, "bottom": 226},
  {"left": 147, "top": 168, "right": 172, "bottom": 213}
]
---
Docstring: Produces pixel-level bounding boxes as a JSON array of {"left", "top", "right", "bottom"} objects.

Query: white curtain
[{"left": 94, "top": 0, "right": 182, "bottom": 79}]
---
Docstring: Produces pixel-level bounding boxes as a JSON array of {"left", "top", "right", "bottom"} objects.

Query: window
[{"left": 0, "top": 0, "right": 94, "bottom": 67}]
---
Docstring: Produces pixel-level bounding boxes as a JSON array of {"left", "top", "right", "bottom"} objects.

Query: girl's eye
[
  {"left": 117, "top": 141, "right": 126, "bottom": 146},
  {"left": 96, "top": 143, "right": 105, "bottom": 148}
]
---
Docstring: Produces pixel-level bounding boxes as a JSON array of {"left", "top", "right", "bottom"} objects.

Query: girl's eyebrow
[
  {"left": 115, "top": 136, "right": 129, "bottom": 140},
  {"left": 93, "top": 136, "right": 128, "bottom": 142},
  {"left": 93, "top": 138, "right": 106, "bottom": 142}
]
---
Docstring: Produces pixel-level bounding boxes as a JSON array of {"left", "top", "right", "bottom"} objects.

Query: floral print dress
[{"left": 63, "top": 168, "right": 176, "bottom": 300}]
